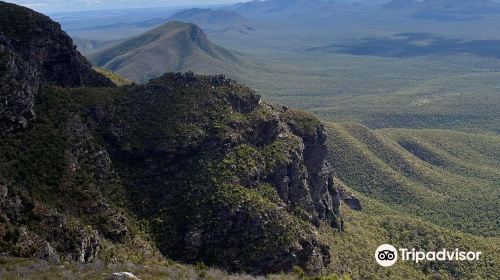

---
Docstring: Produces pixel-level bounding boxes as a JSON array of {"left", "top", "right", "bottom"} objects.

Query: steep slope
[
  {"left": 0, "top": 71, "right": 342, "bottom": 274},
  {"left": 84, "top": 73, "right": 342, "bottom": 273},
  {"left": 89, "top": 21, "right": 243, "bottom": 83},
  {"left": 167, "top": 8, "right": 256, "bottom": 34},
  {"left": 0, "top": 2, "right": 114, "bottom": 134},
  {"left": 325, "top": 122, "right": 500, "bottom": 237},
  {"left": 93, "top": 67, "right": 134, "bottom": 86}
]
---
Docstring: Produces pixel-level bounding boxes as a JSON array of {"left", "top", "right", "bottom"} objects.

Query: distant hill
[
  {"left": 381, "top": 0, "right": 421, "bottom": 10},
  {"left": 167, "top": 8, "right": 256, "bottom": 34},
  {"left": 73, "top": 37, "right": 124, "bottom": 55},
  {"left": 382, "top": 0, "right": 500, "bottom": 20},
  {"left": 89, "top": 21, "right": 243, "bottom": 83},
  {"left": 421, "top": 0, "right": 494, "bottom": 10},
  {"left": 227, "top": 0, "right": 338, "bottom": 19},
  {"left": 382, "top": 0, "right": 497, "bottom": 10}
]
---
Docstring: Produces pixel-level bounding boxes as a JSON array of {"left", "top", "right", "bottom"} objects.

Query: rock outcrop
[
  {"left": 334, "top": 178, "right": 362, "bottom": 211},
  {"left": 0, "top": 2, "right": 113, "bottom": 134},
  {"left": 86, "top": 73, "right": 341, "bottom": 274},
  {"left": 111, "top": 272, "right": 141, "bottom": 280},
  {"left": 0, "top": 187, "right": 102, "bottom": 262}
]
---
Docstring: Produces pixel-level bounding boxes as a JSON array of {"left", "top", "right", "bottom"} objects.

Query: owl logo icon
[{"left": 375, "top": 244, "right": 398, "bottom": 267}]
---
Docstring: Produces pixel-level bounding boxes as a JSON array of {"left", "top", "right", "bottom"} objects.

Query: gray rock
[
  {"left": 227, "top": 89, "right": 261, "bottom": 113},
  {"left": 37, "top": 241, "right": 60, "bottom": 262},
  {"left": 334, "top": 179, "right": 362, "bottom": 211},
  {"left": 95, "top": 75, "right": 343, "bottom": 274},
  {"left": 65, "top": 115, "right": 129, "bottom": 242},
  {"left": 77, "top": 230, "right": 100, "bottom": 263},
  {"left": 0, "top": 184, "right": 7, "bottom": 199},
  {"left": 344, "top": 196, "right": 362, "bottom": 211},
  {"left": 111, "top": 272, "right": 140, "bottom": 280},
  {"left": 3, "top": 193, "right": 24, "bottom": 222}
]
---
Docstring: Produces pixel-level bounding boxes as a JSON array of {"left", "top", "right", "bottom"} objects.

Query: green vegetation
[
  {"left": 79, "top": 73, "right": 329, "bottom": 272},
  {"left": 93, "top": 67, "right": 133, "bottom": 86},
  {"left": 323, "top": 190, "right": 500, "bottom": 280},
  {"left": 311, "top": 72, "right": 500, "bottom": 133},
  {"left": 0, "top": 256, "right": 348, "bottom": 280},
  {"left": 1, "top": 82, "right": 499, "bottom": 279},
  {"left": 0, "top": 88, "right": 71, "bottom": 203},
  {"left": 1, "top": 73, "right": 338, "bottom": 275},
  {"left": 320, "top": 121, "right": 500, "bottom": 278},
  {"left": 325, "top": 122, "right": 500, "bottom": 237}
]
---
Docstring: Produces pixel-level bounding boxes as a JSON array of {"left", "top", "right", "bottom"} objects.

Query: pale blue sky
[{"left": 5, "top": 0, "right": 248, "bottom": 12}]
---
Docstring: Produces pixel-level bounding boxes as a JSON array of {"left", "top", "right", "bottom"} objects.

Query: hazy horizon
[{"left": 3, "top": 0, "right": 250, "bottom": 13}]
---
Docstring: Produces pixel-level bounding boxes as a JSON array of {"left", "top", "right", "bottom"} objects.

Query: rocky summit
[{"left": 0, "top": 3, "right": 341, "bottom": 275}]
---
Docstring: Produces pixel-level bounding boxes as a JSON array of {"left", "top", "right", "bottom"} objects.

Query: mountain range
[
  {"left": 226, "top": 0, "right": 339, "bottom": 19},
  {"left": 382, "top": 0, "right": 500, "bottom": 19}
]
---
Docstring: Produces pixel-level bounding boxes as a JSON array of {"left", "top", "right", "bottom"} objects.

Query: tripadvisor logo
[
  {"left": 375, "top": 244, "right": 482, "bottom": 267},
  {"left": 375, "top": 244, "right": 398, "bottom": 267}
]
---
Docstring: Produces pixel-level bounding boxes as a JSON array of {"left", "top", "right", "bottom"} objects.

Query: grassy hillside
[
  {"left": 325, "top": 122, "right": 500, "bottom": 237},
  {"left": 93, "top": 67, "right": 134, "bottom": 86},
  {"left": 322, "top": 122, "right": 500, "bottom": 279},
  {"left": 89, "top": 21, "right": 244, "bottom": 83}
]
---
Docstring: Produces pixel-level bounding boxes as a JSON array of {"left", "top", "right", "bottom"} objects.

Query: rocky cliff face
[
  {"left": 0, "top": 2, "right": 113, "bottom": 134},
  {"left": 83, "top": 73, "right": 341, "bottom": 273},
  {"left": 0, "top": 3, "right": 341, "bottom": 275},
  {"left": 0, "top": 71, "right": 341, "bottom": 274}
]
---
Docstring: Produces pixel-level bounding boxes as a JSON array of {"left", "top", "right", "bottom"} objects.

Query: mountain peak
[
  {"left": 90, "top": 21, "right": 241, "bottom": 83},
  {"left": 153, "top": 21, "right": 209, "bottom": 44}
]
